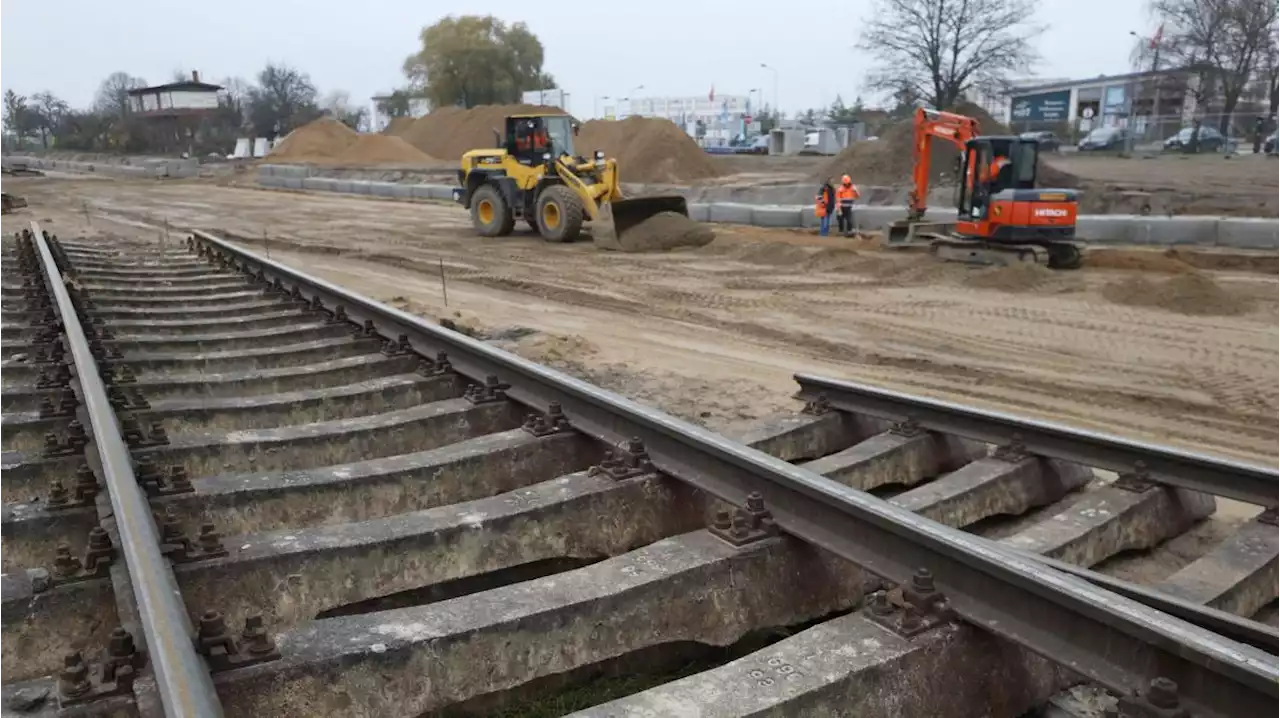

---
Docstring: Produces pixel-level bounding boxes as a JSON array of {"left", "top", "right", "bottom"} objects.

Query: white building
[{"left": 127, "top": 72, "right": 222, "bottom": 114}]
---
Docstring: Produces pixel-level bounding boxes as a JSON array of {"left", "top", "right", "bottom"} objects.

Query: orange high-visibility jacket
[
  {"left": 815, "top": 186, "right": 835, "bottom": 217},
  {"left": 836, "top": 184, "right": 859, "bottom": 207}
]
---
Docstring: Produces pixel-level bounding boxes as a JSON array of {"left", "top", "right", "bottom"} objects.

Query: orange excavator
[{"left": 886, "top": 107, "right": 1083, "bottom": 269}]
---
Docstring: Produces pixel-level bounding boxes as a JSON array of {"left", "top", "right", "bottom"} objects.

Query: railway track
[{"left": 0, "top": 224, "right": 1276, "bottom": 718}]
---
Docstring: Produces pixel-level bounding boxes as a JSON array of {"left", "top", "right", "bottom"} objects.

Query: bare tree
[
  {"left": 2, "top": 90, "right": 37, "bottom": 148},
  {"left": 319, "top": 90, "right": 369, "bottom": 131},
  {"left": 247, "top": 63, "right": 320, "bottom": 137},
  {"left": 859, "top": 0, "right": 1043, "bottom": 111},
  {"left": 94, "top": 71, "right": 147, "bottom": 117},
  {"left": 1152, "top": 0, "right": 1278, "bottom": 134},
  {"left": 31, "top": 91, "right": 70, "bottom": 148}
]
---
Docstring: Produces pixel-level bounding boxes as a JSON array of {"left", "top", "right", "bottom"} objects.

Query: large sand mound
[
  {"left": 335, "top": 135, "right": 437, "bottom": 165},
  {"left": 397, "top": 104, "right": 564, "bottom": 160},
  {"left": 818, "top": 102, "right": 1079, "bottom": 189},
  {"left": 267, "top": 117, "right": 358, "bottom": 162},
  {"left": 395, "top": 105, "right": 721, "bottom": 184},
  {"left": 576, "top": 116, "right": 723, "bottom": 184}
]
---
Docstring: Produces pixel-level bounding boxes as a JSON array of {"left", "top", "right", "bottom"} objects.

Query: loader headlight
[
  {"left": 594, "top": 150, "right": 605, "bottom": 160},
  {"left": 542, "top": 153, "right": 552, "bottom": 161}
]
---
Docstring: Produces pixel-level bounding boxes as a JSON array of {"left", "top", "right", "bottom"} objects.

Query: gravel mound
[
  {"left": 577, "top": 116, "right": 723, "bottom": 184},
  {"left": 614, "top": 210, "right": 716, "bottom": 251},
  {"left": 1101, "top": 272, "right": 1252, "bottom": 315}
]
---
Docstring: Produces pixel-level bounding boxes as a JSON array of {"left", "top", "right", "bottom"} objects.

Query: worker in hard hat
[
  {"left": 815, "top": 179, "right": 836, "bottom": 236},
  {"left": 835, "top": 175, "right": 860, "bottom": 236}
]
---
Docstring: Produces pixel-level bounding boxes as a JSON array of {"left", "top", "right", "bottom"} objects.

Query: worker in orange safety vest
[
  {"left": 814, "top": 179, "right": 836, "bottom": 236},
  {"left": 835, "top": 175, "right": 860, "bottom": 236}
]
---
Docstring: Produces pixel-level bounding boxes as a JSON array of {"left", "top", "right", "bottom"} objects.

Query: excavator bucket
[{"left": 592, "top": 195, "right": 707, "bottom": 252}]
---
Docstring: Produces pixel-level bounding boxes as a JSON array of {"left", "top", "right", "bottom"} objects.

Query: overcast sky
[{"left": 2, "top": 0, "right": 1154, "bottom": 116}]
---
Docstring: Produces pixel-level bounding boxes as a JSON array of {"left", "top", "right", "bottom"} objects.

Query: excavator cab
[{"left": 956, "top": 136, "right": 1038, "bottom": 219}]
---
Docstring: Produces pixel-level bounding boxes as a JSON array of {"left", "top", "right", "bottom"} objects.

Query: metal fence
[{"left": 1011, "top": 111, "right": 1276, "bottom": 153}]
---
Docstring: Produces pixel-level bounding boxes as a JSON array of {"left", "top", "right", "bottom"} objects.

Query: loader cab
[
  {"left": 506, "top": 115, "right": 576, "bottom": 165},
  {"left": 956, "top": 136, "right": 1038, "bottom": 219}
]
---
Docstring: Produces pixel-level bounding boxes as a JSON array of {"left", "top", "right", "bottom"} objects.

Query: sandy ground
[{"left": 7, "top": 176, "right": 1276, "bottom": 471}]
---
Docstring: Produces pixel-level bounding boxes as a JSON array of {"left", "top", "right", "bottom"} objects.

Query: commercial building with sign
[{"left": 1002, "top": 69, "right": 1210, "bottom": 141}]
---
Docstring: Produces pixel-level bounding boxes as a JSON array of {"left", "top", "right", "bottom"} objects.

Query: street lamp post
[
  {"left": 594, "top": 95, "right": 611, "bottom": 119},
  {"left": 760, "top": 63, "right": 779, "bottom": 120},
  {"left": 629, "top": 85, "right": 645, "bottom": 118}
]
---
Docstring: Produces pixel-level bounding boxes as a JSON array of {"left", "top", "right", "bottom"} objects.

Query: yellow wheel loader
[{"left": 453, "top": 113, "right": 696, "bottom": 251}]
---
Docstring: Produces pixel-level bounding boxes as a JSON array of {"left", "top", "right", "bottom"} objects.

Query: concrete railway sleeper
[{"left": 0, "top": 225, "right": 1275, "bottom": 718}]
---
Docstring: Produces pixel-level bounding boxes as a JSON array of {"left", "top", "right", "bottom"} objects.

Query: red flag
[
  {"left": 709, "top": 85, "right": 715, "bottom": 102},
  {"left": 1151, "top": 23, "right": 1163, "bottom": 49}
]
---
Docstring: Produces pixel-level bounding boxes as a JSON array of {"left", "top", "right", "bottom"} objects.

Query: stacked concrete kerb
[
  {"left": 1126, "top": 216, "right": 1219, "bottom": 246},
  {"left": 3, "top": 154, "right": 196, "bottom": 179},
  {"left": 752, "top": 205, "right": 804, "bottom": 228},
  {"left": 708, "top": 203, "right": 755, "bottom": 224}
]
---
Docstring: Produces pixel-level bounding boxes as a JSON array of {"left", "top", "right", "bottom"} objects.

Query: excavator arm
[{"left": 906, "top": 107, "right": 980, "bottom": 221}]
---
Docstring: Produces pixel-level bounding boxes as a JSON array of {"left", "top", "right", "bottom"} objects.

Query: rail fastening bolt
[
  {"left": 712, "top": 508, "right": 732, "bottom": 530},
  {"left": 729, "top": 510, "right": 751, "bottom": 538},
  {"left": 47, "top": 480, "right": 70, "bottom": 508},
  {"left": 869, "top": 591, "right": 893, "bottom": 616},
  {"left": 199, "top": 610, "right": 229, "bottom": 640},
  {"left": 242, "top": 613, "right": 273, "bottom": 655},
  {"left": 1147, "top": 677, "right": 1181, "bottom": 709},
  {"left": 58, "top": 651, "right": 91, "bottom": 698},
  {"left": 911, "top": 567, "right": 935, "bottom": 594},
  {"left": 198, "top": 524, "right": 223, "bottom": 553},
  {"left": 107, "top": 627, "right": 135, "bottom": 659},
  {"left": 87, "top": 526, "right": 112, "bottom": 551},
  {"left": 745, "top": 491, "right": 765, "bottom": 513},
  {"left": 53, "top": 543, "right": 81, "bottom": 577}
]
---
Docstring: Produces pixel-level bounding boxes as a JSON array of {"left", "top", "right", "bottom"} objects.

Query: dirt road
[{"left": 8, "top": 177, "right": 1277, "bottom": 465}]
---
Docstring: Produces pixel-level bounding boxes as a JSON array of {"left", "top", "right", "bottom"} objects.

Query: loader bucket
[{"left": 592, "top": 195, "right": 708, "bottom": 252}]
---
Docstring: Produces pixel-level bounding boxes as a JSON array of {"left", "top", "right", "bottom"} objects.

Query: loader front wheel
[
  {"left": 536, "top": 185, "right": 584, "bottom": 243},
  {"left": 471, "top": 184, "right": 514, "bottom": 237}
]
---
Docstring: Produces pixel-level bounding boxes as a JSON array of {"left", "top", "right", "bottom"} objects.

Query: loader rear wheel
[
  {"left": 471, "top": 184, "right": 514, "bottom": 237},
  {"left": 536, "top": 185, "right": 584, "bottom": 242}
]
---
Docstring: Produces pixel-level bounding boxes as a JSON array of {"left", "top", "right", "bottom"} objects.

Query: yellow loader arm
[{"left": 552, "top": 157, "right": 689, "bottom": 251}]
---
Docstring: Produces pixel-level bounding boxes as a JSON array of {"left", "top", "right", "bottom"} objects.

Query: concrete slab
[
  {"left": 1127, "top": 216, "right": 1218, "bottom": 246},
  {"left": 893, "top": 455, "right": 1093, "bottom": 528},
  {"left": 1074, "top": 216, "right": 1133, "bottom": 244},
  {"left": 366, "top": 181, "right": 399, "bottom": 198},
  {"left": 1001, "top": 484, "right": 1216, "bottom": 567},
  {"left": 214, "top": 531, "right": 864, "bottom": 717},
  {"left": 175, "top": 472, "right": 703, "bottom": 634},
  {"left": 281, "top": 177, "right": 304, "bottom": 190},
  {"left": 302, "top": 177, "right": 335, "bottom": 191},
  {"left": 708, "top": 202, "right": 755, "bottom": 225},
  {"left": 1153, "top": 516, "right": 1278, "bottom": 616},
  {"left": 0, "top": 503, "right": 98, "bottom": 573},
  {"left": 570, "top": 613, "right": 1065, "bottom": 718},
  {"left": 390, "top": 184, "right": 414, "bottom": 199},
  {"left": 153, "top": 429, "right": 600, "bottom": 535},
  {"left": 257, "top": 175, "right": 286, "bottom": 189},
  {"left": 1216, "top": 218, "right": 1280, "bottom": 250},
  {"left": 426, "top": 185, "right": 456, "bottom": 201},
  {"left": 333, "top": 181, "right": 355, "bottom": 194},
  {"left": 1, "top": 571, "right": 116, "bottom": 682},
  {"left": 410, "top": 185, "right": 436, "bottom": 201},
  {"left": 728, "top": 411, "right": 875, "bottom": 463},
  {"left": 799, "top": 429, "right": 985, "bottom": 492},
  {"left": 132, "top": 397, "right": 522, "bottom": 478},
  {"left": 752, "top": 205, "right": 805, "bottom": 228},
  {"left": 687, "top": 203, "right": 711, "bottom": 223}
]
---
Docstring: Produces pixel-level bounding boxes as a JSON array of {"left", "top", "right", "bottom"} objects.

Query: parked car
[
  {"left": 1163, "top": 126, "right": 1226, "bottom": 152},
  {"left": 1264, "top": 132, "right": 1277, "bottom": 156},
  {"left": 1020, "top": 130, "right": 1061, "bottom": 152},
  {"left": 1077, "top": 127, "right": 1129, "bottom": 152}
]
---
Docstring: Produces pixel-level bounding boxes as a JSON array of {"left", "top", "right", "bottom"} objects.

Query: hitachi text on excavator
[{"left": 886, "top": 108, "right": 1084, "bottom": 269}]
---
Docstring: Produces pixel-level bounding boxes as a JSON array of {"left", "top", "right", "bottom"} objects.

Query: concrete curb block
[
  {"left": 752, "top": 205, "right": 804, "bottom": 228},
  {"left": 1217, "top": 218, "right": 1280, "bottom": 250},
  {"left": 367, "top": 181, "right": 399, "bottom": 198},
  {"left": 708, "top": 202, "right": 755, "bottom": 224},
  {"left": 426, "top": 185, "right": 455, "bottom": 201},
  {"left": 410, "top": 185, "right": 436, "bottom": 200},
  {"left": 687, "top": 203, "right": 711, "bottom": 222},
  {"left": 281, "top": 178, "right": 304, "bottom": 190},
  {"left": 302, "top": 177, "right": 336, "bottom": 191}
]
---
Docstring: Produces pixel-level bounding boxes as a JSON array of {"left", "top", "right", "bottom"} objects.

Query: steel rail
[
  {"left": 190, "top": 230, "right": 1278, "bottom": 718},
  {"left": 794, "top": 373, "right": 1278, "bottom": 508},
  {"left": 33, "top": 225, "right": 225, "bottom": 717}
]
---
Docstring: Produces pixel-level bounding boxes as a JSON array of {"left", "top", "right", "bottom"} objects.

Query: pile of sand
[
  {"left": 576, "top": 116, "right": 723, "bottom": 184},
  {"left": 396, "top": 104, "right": 564, "bottom": 160},
  {"left": 267, "top": 117, "right": 359, "bottom": 162},
  {"left": 266, "top": 117, "right": 438, "bottom": 165},
  {"left": 382, "top": 117, "right": 415, "bottom": 136},
  {"left": 334, "top": 135, "right": 436, "bottom": 165},
  {"left": 392, "top": 105, "right": 722, "bottom": 184},
  {"left": 818, "top": 102, "right": 1079, "bottom": 189},
  {"left": 1101, "top": 272, "right": 1251, "bottom": 315},
  {"left": 614, "top": 210, "right": 716, "bottom": 251},
  {"left": 963, "top": 263, "right": 1060, "bottom": 292}
]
